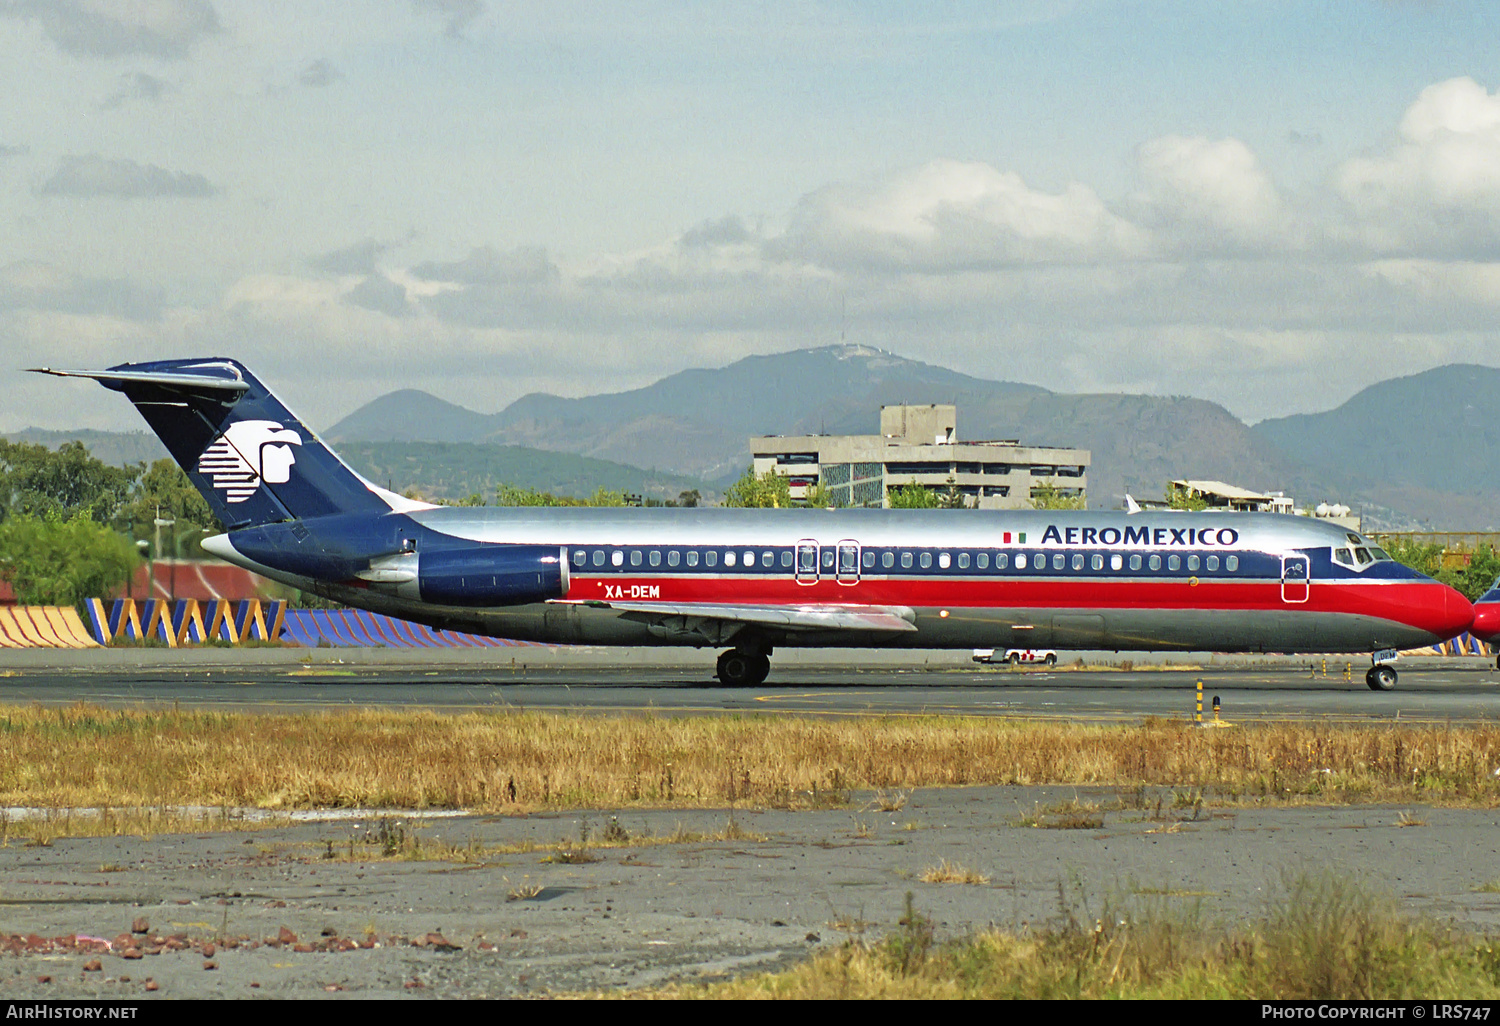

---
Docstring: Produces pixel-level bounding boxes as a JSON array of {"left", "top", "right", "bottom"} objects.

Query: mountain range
[
  {"left": 10, "top": 346, "right": 1499, "bottom": 529},
  {"left": 328, "top": 345, "right": 1500, "bottom": 529}
]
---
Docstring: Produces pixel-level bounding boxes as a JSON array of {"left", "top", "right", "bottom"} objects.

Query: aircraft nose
[
  {"left": 1472, "top": 600, "right": 1500, "bottom": 644},
  {"left": 1438, "top": 584, "right": 1476, "bottom": 641}
]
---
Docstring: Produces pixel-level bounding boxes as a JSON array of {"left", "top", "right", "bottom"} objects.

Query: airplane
[
  {"left": 34, "top": 358, "right": 1476, "bottom": 691},
  {"left": 1471, "top": 578, "right": 1500, "bottom": 668}
]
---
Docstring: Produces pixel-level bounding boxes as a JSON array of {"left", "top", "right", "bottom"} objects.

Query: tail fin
[{"left": 32, "top": 358, "right": 422, "bottom": 529}]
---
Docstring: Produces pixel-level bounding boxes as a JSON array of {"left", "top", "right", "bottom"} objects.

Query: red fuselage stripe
[{"left": 573, "top": 575, "right": 1459, "bottom": 635}]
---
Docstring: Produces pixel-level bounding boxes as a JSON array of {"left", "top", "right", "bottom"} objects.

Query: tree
[
  {"left": 0, "top": 511, "right": 138, "bottom": 608},
  {"left": 802, "top": 482, "right": 846, "bottom": 509},
  {"left": 493, "top": 483, "right": 628, "bottom": 507},
  {"left": 117, "top": 459, "right": 221, "bottom": 552},
  {"left": 1164, "top": 483, "right": 1208, "bottom": 511},
  {"left": 0, "top": 440, "right": 139, "bottom": 525},
  {"left": 938, "top": 477, "right": 974, "bottom": 510},
  {"left": 723, "top": 467, "right": 793, "bottom": 508},
  {"left": 1461, "top": 545, "right": 1500, "bottom": 602},
  {"left": 887, "top": 481, "right": 940, "bottom": 509},
  {"left": 1030, "top": 482, "right": 1087, "bottom": 510}
]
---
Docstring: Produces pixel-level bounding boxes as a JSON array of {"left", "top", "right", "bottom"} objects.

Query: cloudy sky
[{"left": 3, "top": 0, "right": 1499, "bottom": 433}]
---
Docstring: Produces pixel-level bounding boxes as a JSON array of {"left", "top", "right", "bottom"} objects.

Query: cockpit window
[
  {"left": 1353, "top": 547, "right": 1373, "bottom": 565},
  {"left": 1369, "top": 547, "right": 1391, "bottom": 562}
]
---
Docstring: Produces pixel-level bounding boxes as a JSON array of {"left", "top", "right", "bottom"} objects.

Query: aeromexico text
[{"left": 1040, "top": 525, "right": 1241, "bottom": 548}]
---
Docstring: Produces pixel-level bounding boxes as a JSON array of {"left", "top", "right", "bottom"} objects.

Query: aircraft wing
[{"left": 589, "top": 600, "right": 918, "bottom": 634}]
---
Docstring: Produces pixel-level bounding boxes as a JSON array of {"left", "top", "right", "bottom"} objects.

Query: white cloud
[
  {"left": 0, "top": 260, "right": 162, "bottom": 319},
  {"left": 1364, "top": 259, "right": 1500, "bottom": 307},
  {"left": 771, "top": 159, "right": 1146, "bottom": 270},
  {"left": 1134, "top": 135, "right": 1284, "bottom": 247},
  {"left": 1, "top": 0, "right": 221, "bottom": 59},
  {"left": 38, "top": 154, "right": 216, "bottom": 198},
  {"left": 1336, "top": 77, "right": 1500, "bottom": 254},
  {"left": 412, "top": 0, "right": 483, "bottom": 39}
]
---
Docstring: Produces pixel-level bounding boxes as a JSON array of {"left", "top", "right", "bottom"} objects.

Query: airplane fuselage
[{"left": 207, "top": 505, "right": 1471, "bottom": 657}]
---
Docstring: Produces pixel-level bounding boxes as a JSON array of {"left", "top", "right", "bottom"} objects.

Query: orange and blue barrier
[
  {"left": 0, "top": 606, "right": 99, "bottom": 648},
  {"left": 1429, "top": 632, "right": 1493, "bottom": 657},
  {"left": 279, "top": 608, "right": 531, "bottom": 648},
  {"left": 73, "top": 597, "right": 525, "bottom": 649}
]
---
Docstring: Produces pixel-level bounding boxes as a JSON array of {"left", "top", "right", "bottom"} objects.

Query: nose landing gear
[
  {"left": 716, "top": 648, "right": 771, "bottom": 686},
  {"left": 1366, "top": 665, "right": 1398, "bottom": 691}
]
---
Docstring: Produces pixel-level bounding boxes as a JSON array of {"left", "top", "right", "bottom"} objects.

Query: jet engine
[{"left": 417, "top": 544, "right": 569, "bottom": 606}]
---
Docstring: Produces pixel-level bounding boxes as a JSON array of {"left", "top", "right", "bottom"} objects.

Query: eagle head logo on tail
[{"left": 196, "top": 420, "right": 303, "bottom": 503}]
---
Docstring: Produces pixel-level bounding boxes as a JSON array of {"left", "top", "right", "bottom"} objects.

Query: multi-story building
[{"left": 750, "top": 404, "right": 1089, "bottom": 509}]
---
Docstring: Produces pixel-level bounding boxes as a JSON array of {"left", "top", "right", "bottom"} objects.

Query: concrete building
[
  {"left": 1170, "top": 480, "right": 1296, "bottom": 514},
  {"left": 750, "top": 404, "right": 1089, "bottom": 509},
  {"left": 1166, "top": 479, "right": 1361, "bottom": 531}
]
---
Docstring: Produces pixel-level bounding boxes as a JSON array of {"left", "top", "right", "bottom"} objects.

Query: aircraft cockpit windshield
[{"left": 1330, "top": 537, "right": 1392, "bottom": 571}]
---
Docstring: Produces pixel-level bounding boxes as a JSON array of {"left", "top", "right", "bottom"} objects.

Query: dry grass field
[
  {"left": 630, "top": 875, "right": 1500, "bottom": 1000},
  {"left": 2, "top": 705, "right": 1499, "bottom": 824}
]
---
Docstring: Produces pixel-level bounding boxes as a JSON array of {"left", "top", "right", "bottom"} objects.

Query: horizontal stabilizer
[
  {"left": 30, "top": 365, "right": 250, "bottom": 393},
  {"left": 594, "top": 600, "right": 918, "bottom": 633}
]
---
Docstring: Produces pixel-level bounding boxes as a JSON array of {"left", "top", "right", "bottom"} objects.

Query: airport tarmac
[{"left": 0, "top": 645, "right": 1497, "bottom": 722}]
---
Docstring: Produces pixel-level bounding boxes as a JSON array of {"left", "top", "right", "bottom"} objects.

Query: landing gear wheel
[
  {"left": 1366, "top": 665, "right": 1398, "bottom": 691},
  {"left": 716, "top": 650, "right": 771, "bottom": 687}
]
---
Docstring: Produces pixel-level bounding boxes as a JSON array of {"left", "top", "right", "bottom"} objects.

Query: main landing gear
[
  {"left": 716, "top": 647, "right": 771, "bottom": 687},
  {"left": 1366, "top": 665, "right": 1398, "bottom": 691}
]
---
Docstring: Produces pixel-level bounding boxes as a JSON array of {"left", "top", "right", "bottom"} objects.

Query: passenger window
[
  {"left": 977, "top": 553, "right": 989, "bottom": 569},
  {"left": 1149, "top": 554, "right": 1161, "bottom": 571},
  {"left": 592, "top": 550, "right": 605, "bottom": 567},
  {"left": 1206, "top": 555, "right": 1219, "bottom": 571},
  {"left": 1111, "top": 554, "right": 1123, "bottom": 571},
  {"left": 724, "top": 551, "right": 737, "bottom": 567},
  {"left": 997, "top": 552, "right": 1009, "bottom": 569},
  {"left": 668, "top": 550, "right": 681, "bottom": 567},
  {"left": 901, "top": 551, "right": 913, "bottom": 569},
  {"left": 1072, "top": 554, "right": 1085, "bottom": 571},
  {"left": 745, "top": 550, "right": 756, "bottom": 567},
  {"left": 1129, "top": 554, "right": 1141, "bottom": 571},
  {"left": 630, "top": 550, "right": 642, "bottom": 566},
  {"left": 649, "top": 550, "right": 661, "bottom": 567},
  {"left": 1187, "top": 555, "right": 1200, "bottom": 572},
  {"left": 883, "top": 551, "right": 895, "bottom": 569},
  {"left": 1168, "top": 555, "right": 1180, "bottom": 571},
  {"left": 938, "top": 552, "right": 950, "bottom": 569},
  {"left": 1089, "top": 554, "right": 1102, "bottom": 571},
  {"left": 822, "top": 549, "right": 835, "bottom": 569},
  {"left": 957, "top": 553, "right": 970, "bottom": 569},
  {"left": 705, "top": 551, "right": 717, "bottom": 567},
  {"left": 686, "top": 550, "right": 699, "bottom": 567},
  {"left": 1226, "top": 555, "right": 1238, "bottom": 571},
  {"left": 612, "top": 550, "right": 624, "bottom": 567},
  {"left": 920, "top": 552, "right": 932, "bottom": 569},
  {"left": 761, "top": 551, "right": 774, "bottom": 568},
  {"left": 1052, "top": 553, "right": 1065, "bottom": 570},
  {"left": 863, "top": 550, "right": 875, "bottom": 568},
  {"left": 782, "top": 551, "right": 794, "bottom": 568},
  {"left": 1015, "top": 553, "right": 1027, "bottom": 570},
  {"left": 572, "top": 550, "right": 586, "bottom": 567}
]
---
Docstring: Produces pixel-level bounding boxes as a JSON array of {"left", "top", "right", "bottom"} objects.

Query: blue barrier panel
[{"left": 279, "top": 610, "right": 322, "bottom": 647}]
